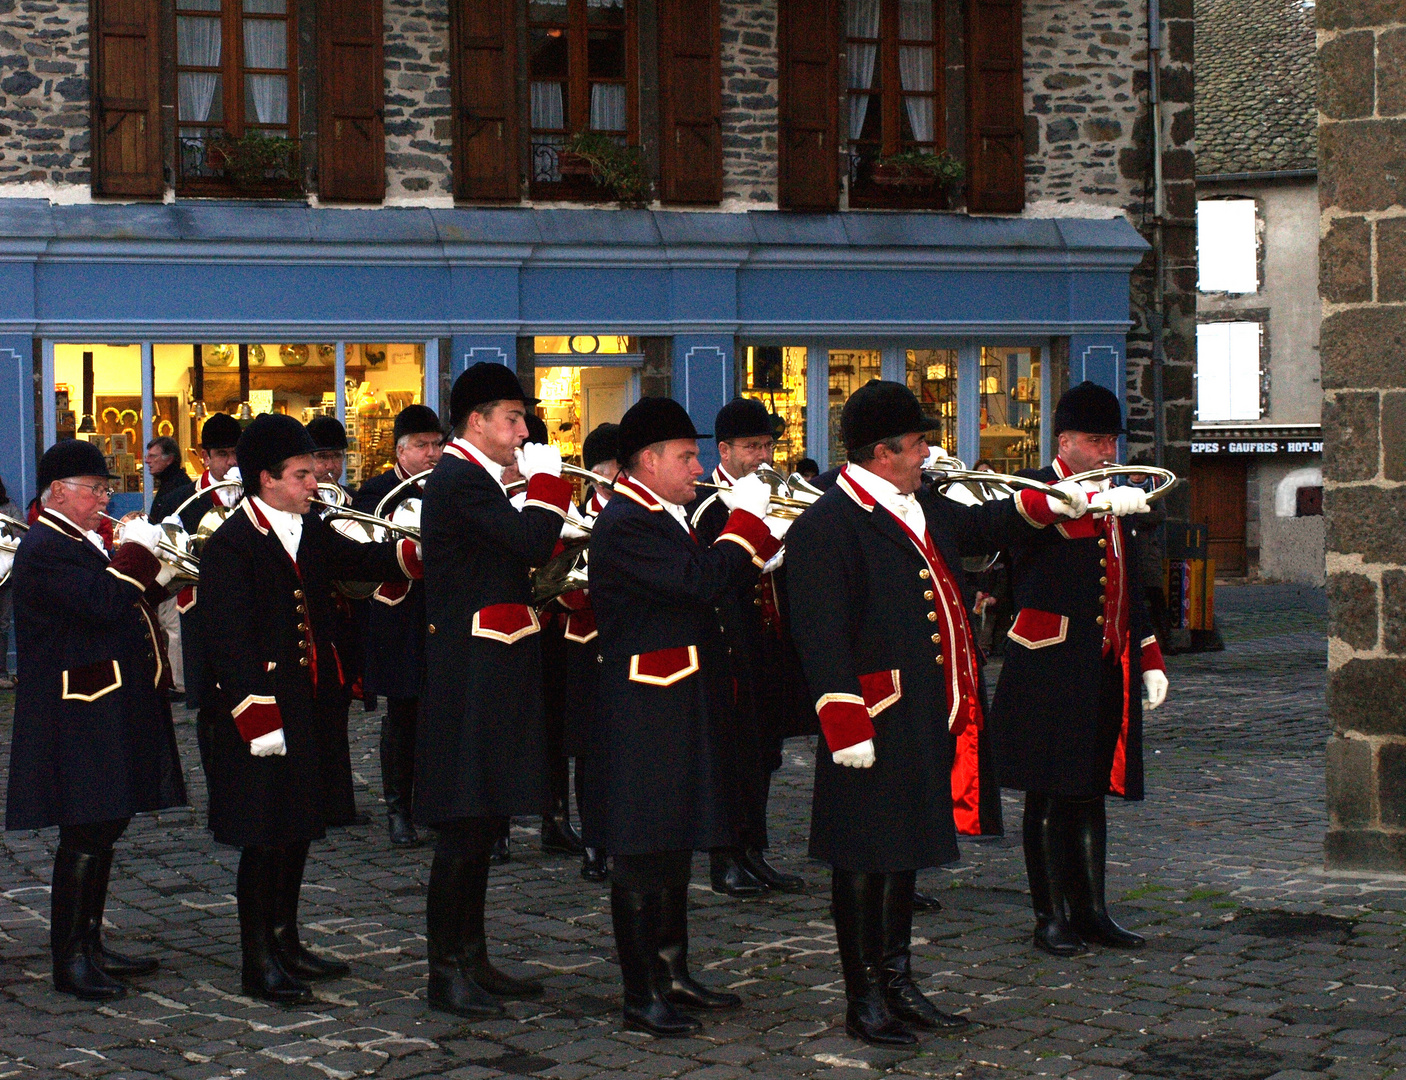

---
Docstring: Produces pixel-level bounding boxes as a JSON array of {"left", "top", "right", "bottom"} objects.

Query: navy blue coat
[
  {"left": 7, "top": 513, "right": 187, "bottom": 830},
  {"left": 353, "top": 468, "right": 426, "bottom": 700}
]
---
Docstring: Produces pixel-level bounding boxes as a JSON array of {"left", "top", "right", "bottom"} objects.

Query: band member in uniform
[
  {"left": 988, "top": 381, "right": 1168, "bottom": 957},
  {"left": 785, "top": 380, "right": 1097, "bottom": 1045},
  {"left": 146, "top": 436, "right": 194, "bottom": 698},
  {"left": 7, "top": 440, "right": 187, "bottom": 1001},
  {"left": 352, "top": 405, "right": 444, "bottom": 846},
  {"left": 199, "top": 414, "right": 421, "bottom": 1004},
  {"left": 590, "top": 397, "right": 782, "bottom": 1036},
  {"left": 688, "top": 397, "right": 806, "bottom": 896},
  {"left": 416, "top": 362, "right": 575, "bottom": 1018}
]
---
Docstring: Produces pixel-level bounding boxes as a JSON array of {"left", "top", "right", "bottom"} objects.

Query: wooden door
[
  {"left": 1190, "top": 459, "right": 1247, "bottom": 577},
  {"left": 580, "top": 366, "right": 632, "bottom": 433}
]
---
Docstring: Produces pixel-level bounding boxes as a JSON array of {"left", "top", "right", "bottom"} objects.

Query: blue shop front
[{"left": 0, "top": 202, "right": 1147, "bottom": 514}]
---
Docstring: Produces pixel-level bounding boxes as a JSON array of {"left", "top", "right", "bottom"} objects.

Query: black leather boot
[
  {"left": 879, "top": 872, "right": 968, "bottom": 1032},
  {"left": 382, "top": 700, "right": 420, "bottom": 847},
  {"left": 581, "top": 847, "right": 609, "bottom": 883},
  {"left": 832, "top": 869, "right": 914, "bottom": 1046},
  {"left": 611, "top": 885, "right": 700, "bottom": 1036},
  {"left": 272, "top": 843, "right": 351, "bottom": 981},
  {"left": 51, "top": 849, "right": 126, "bottom": 1001},
  {"left": 88, "top": 849, "right": 159, "bottom": 979},
  {"left": 490, "top": 819, "right": 511, "bottom": 865},
  {"left": 709, "top": 849, "right": 766, "bottom": 897},
  {"left": 658, "top": 882, "right": 740, "bottom": 1010},
  {"left": 461, "top": 849, "right": 543, "bottom": 1000},
  {"left": 1023, "top": 794, "right": 1088, "bottom": 957},
  {"left": 541, "top": 756, "right": 585, "bottom": 855},
  {"left": 238, "top": 846, "right": 314, "bottom": 1004},
  {"left": 1065, "top": 797, "right": 1145, "bottom": 949},
  {"left": 738, "top": 848, "right": 805, "bottom": 892},
  {"left": 425, "top": 848, "right": 504, "bottom": 1018},
  {"left": 911, "top": 890, "right": 943, "bottom": 912}
]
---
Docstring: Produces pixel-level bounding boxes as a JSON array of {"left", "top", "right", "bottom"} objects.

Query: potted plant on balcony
[
  {"left": 206, "top": 130, "right": 302, "bottom": 195},
  {"left": 560, "top": 131, "right": 649, "bottom": 206},
  {"left": 870, "top": 150, "right": 964, "bottom": 207}
]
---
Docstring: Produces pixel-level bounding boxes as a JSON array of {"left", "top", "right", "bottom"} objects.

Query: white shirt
[
  {"left": 48, "top": 507, "right": 109, "bottom": 558},
  {"left": 847, "top": 462, "right": 928, "bottom": 538},
  {"left": 453, "top": 438, "right": 509, "bottom": 495},
  {"left": 253, "top": 496, "right": 303, "bottom": 561},
  {"left": 633, "top": 478, "right": 692, "bottom": 536}
]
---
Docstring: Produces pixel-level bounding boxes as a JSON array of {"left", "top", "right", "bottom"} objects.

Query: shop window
[
  {"left": 1197, "top": 200, "right": 1258, "bottom": 294},
  {"left": 741, "top": 347, "right": 808, "bottom": 472},
  {"left": 905, "top": 348, "right": 958, "bottom": 457},
  {"left": 345, "top": 344, "right": 426, "bottom": 483},
  {"left": 977, "top": 346, "right": 1041, "bottom": 472},
  {"left": 534, "top": 364, "right": 636, "bottom": 466},
  {"left": 827, "top": 350, "right": 882, "bottom": 464},
  {"left": 846, "top": 0, "right": 946, "bottom": 208},
  {"left": 528, "top": 0, "right": 638, "bottom": 200},
  {"left": 153, "top": 345, "right": 210, "bottom": 476},
  {"left": 53, "top": 345, "right": 148, "bottom": 512},
  {"left": 1196, "top": 322, "right": 1261, "bottom": 422},
  {"left": 175, "top": 0, "right": 299, "bottom": 193}
]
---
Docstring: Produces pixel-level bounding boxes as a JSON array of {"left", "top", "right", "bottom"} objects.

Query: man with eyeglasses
[
  {"left": 687, "top": 397, "right": 809, "bottom": 897},
  {"left": 7, "top": 439, "right": 187, "bottom": 1002}
]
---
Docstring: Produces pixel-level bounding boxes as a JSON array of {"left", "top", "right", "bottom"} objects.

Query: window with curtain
[
  {"left": 176, "top": 0, "right": 297, "bottom": 189},
  {"left": 845, "top": 0, "right": 944, "bottom": 207},
  {"left": 528, "top": 0, "right": 637, "bottom": 195}
]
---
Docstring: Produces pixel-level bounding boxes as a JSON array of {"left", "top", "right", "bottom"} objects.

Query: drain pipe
[{"left": 1148, "top": 0, "right": 1168, "bottom": 468}]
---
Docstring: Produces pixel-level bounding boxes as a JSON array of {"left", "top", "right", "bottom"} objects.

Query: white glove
[
  {"left": 1045, "top": 480, "right": 1089, "bottom": 520},
  {"left": 833, "top": 739, "right": 876, "bottom": 769},
  {"left": 0, "top": 549, "right": 13, "bottom": 580},
  {"left": 156, "top": 563, "right": 177, "bottom": 587},
  {"left": 560, "top": 504, "right": 591, "bottom": 541},
  {"left": 1143, "top": 669, "right": 1168, "bottom": 710},
  {"left": 162, "top": 514, "right": 184, "bottom": 527},
  {"left": 762, "top": 549, "right": 786, "bottom": 574},
  {"left": 118, "top": 517, "right": 165, "bottom": 554},
  {"left": 514, "top": 441, "right": 563, "bottom": 480},
  {"left": 723, "top": 473, "right": 771, "bottom": 519},
  {"left": 764, "top": 513, "right": 792, "bottom": 540},
  {"left": 249, "top": 729, "right": 287, "bottom": 757},
  {"left": 225, "top": 466, "right": 242, "bottom": 483},
  {"left": 1091, "top": 486, "right": 1151, "bottom": 517}
]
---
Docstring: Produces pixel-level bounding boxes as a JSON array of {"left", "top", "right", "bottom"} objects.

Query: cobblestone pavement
[{"left": 0, "top": 584, "right": 1401, "bottom": 1080}]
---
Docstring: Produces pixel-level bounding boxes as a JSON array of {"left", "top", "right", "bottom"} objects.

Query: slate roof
[{"left": 1196, "top": 0, "right": 1317, "bottom": 176}]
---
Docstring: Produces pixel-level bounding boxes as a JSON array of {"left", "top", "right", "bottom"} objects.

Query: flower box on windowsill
[
  {"left": 555, "top": 150, "right": 596, "bottom": 178},
  {"left": 870, "top": 162, "right": 938, "bottom": 190},
  {"left": 206, "top": 133, "right": 303, "bottom": 197}
]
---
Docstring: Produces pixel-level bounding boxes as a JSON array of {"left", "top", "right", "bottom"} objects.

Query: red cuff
[
  {"left": 397, "top": 538, "right": 423, "bottom": 580},
  {"left": 1017, "top": 488, "right": 1061, "bottom": 527},
  {"left": 1140, "top": 635, "right": 1166, "bottom": 672},
  {"left": 374, "top": 581, "right": 411, "bottom": 604},
  {"left": 524, "top": 473, "right": 574, "bottom": 516},
  {"left": 715, "top": 508, "right": 782, "bottom": 567},
  {"left": 106, "top": 542, "right": 163, "bottom": 590},
  {"left": 231, "top": 695, "right": 283, "bottom": 742},
  {"left": 817, "top": 696, "right": 875, "bottom": 753}
]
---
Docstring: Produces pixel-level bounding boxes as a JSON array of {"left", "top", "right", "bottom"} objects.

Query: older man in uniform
[
  {"left": 199, "top": 414, "right": 420, "bottom": 1004},
  {"left": 416, "top": 362, "right": 575, "bottom": 1018},
  {"left": 590, "top": 397, "right": 782, "bottom": 1036},
  {"left": 352, "top": 404, "right": 444, "bottom": 846},
  {"left": 786, "top": 381, "right": 1108, "bottom": 1045},
  {"left": 989, "top": 381, "right": 1167, "bottom": 957},
  {"left": 6, "top": 440, "right": 187, "bottom": 1001}
]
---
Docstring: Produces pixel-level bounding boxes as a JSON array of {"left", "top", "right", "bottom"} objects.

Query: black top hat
[
  {"left": 236, "top": 413, "right": 316, "bottom": 490},
  {"left": 37, "top": 439, "right": 116, "bottom": 491},
  {"left": 200, "top": 412, "right": 242, "bottom": 450},
  {"left": 1053, "top": 381, "right": 1125, "bottom": 436},
  {"left": 840, "top": 379, "right": 940, "bottom": 454},
  {"left": 714, "top": 397, "right": 774, "bottom": 441},
  {"left": 393, "top": 404, "right": 445, "bottom": 444},
  {"left": 449, "top": 362, "right": 537, "bottom": 429},
  {"left": 618, "top": 398, "right": 709, "bottom": 467},
  {"left": 582, "top": 422, "right": 621, "bottom": 471},
  {"left": 305, "top": 415, "right": 348, "bottom": 452}
]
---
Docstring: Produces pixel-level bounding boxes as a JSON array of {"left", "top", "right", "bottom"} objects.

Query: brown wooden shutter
[
  {"left": 318, "top": 0, "right": 385, "bottom": 202},
  {"left": 658, "top": 0, "right": 721, "bottom": 204},
  {"left": 451, "top": 0, "right": 520, "bottom": 201},
  {"left": 965, "top": 0, "right": 1025, "bottom": 212},
  {"left": 777, "top": 0, "right": 838, "bottom": 211},
  {"left": 91, "top": 0, "right": 162, "bottom": 197}
]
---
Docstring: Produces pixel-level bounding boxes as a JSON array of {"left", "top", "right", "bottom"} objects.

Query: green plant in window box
[
  {"left": 870, "top": 150, "right": 965, "bottom": 205},
  {"left": 561, "top": 131, "right": 649, "bottom": 206},
  {"left": 206, "top": 131, "right": 302, "bottom": 194}
]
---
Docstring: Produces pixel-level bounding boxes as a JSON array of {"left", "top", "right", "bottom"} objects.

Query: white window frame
[{"left": 1196, "top": 321, "right": 1262, "bottom": 422}]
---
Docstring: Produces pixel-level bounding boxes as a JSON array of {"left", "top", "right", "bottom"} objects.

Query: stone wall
[
  {"left": 0, "top": 0, "right": 90, "bottom": 192},
  {"left": 719, "top": 0, "right": 779, "bottom": 207},
  {"left": 381, "top": 0, "right": 454, "bottom": 203},
  {"left": 1319, "top": 0, "right": 1406, "bottom": 872}
]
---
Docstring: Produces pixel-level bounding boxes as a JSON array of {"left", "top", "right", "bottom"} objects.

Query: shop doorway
[
  {"left": 532, "top": 341, "right": 641, "bottom": 466},
  {"left": 1190, "top": 458, "right": 1248, "bottom": 577}
]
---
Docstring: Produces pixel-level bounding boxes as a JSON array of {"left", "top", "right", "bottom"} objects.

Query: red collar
[
  {"left": 242, "top": 498, "right": 271, "bottom": 535},
  {"left": 1052, "top": 457, "right": 1073, "bottom": 479},
  {"left": 37, "top": 508, "right": 87, "bottom": 542},
  {"left": 394, "top": 462, "right": 413, "bottom": 482},
  {"left": 613, "top": 475, "right": 664, "bottom": 511}
]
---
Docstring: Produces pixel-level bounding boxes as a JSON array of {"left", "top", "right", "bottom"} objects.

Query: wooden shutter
[
  {"left": 777, "top": 0, "right": 839, "bottom": 211},
  {"left": 318, "top": 0, "right": 385, "bottom": 202},
  {"left": 91, "top": 0, "right": 162, "bottom": 197},
  {"left": 964, "top": 0, "right": 1025, "bottom": 212},
  {"left": 451, "top": 0, "right": 520, "bottom": 201},
  {"left": 658, "top": 0, "right": 721, "bottom": 204}
]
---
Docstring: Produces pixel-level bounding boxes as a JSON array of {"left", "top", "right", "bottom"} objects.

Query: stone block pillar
[{"left": 1320, "top": 1, "right": 1406, "bottom": 872}]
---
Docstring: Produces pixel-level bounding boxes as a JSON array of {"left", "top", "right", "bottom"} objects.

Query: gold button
[
  {"left": 919, "top": 569, "right": 930, "bottom": 579},
  {"left": 293, "top": 589, "right": 304, "bottom": 599},
  {"left": 754, "top": 598, "right": 764, "bottom": 607},
  {"left": 1098, "top": 595, "right": 1106, "bottom": 604},
  {"left": 1099, "top": 576, "right": 1107, "bottom": 585},
  {"left": 596, "top": 655, "right": 603, "bottom": 664},
  {"left": 298, "top": 623, "right": 308, "bottom": 633},
  {"left": 931, "top": 633, "right": 941, "bottom": 644},
  {"left": 936, "top": 655, "right": 945, "bottom": 665},
  {"left": 927, "top": 611, "right": 937, "bottom": 622},
  {"left": 1096, "top": 616, "right": 1106, "bottom": 625},
  {"left": 1098, "top": 538, "right": 1107, "bottom": 548},
  {"left": 1099, "top": 558, "right": 1107, "bottom": 567},
  {"left": 296, "top": 604, "right": 306, "bottom": 614},
  {"left": 428, "top": 623, "right": 436, "bottom": 634},
  {"left": 299, "top": 657, "right": 310, "bottom": 666},
  {"left": 923, "top": 590, "right": 934, "bottom": 600}
]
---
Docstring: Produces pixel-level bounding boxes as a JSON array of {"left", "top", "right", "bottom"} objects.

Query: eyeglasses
[{"left": 61, "top": 480, "right": 115, "bottom": 498}]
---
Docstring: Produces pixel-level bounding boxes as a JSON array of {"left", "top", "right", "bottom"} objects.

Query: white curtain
[
  {"left": 243, "top": 0, "right": 286, "bottom": 12},
  {"left": 531, "top": 82, "right": 565, "bottom": 130},
  {"left": 846, "top": 0, "right": 880, "bottom": 141},
  {"left": 247, "top": 74, "right": 288, "bottom": 125},
  {"left": 177, "top": 16, "right": 221, "bottom": 123},
  {"left": 590, "top": 84, "right": 626, "bottom": 131},
  {"left": 243, "top": 18, "right": 287, "bottom": 70},
  {"left": 899, "top": 0, "right": 935, "bottom": 142}
]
